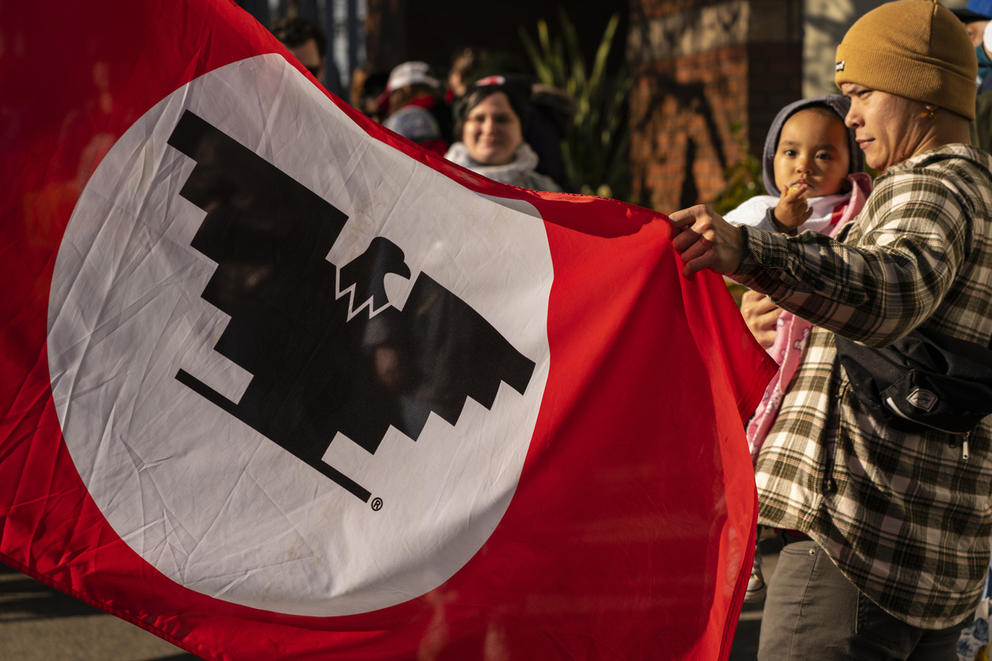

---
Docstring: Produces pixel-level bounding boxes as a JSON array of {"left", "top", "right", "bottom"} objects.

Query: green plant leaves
[{"left": 520, "top": 12, "right": 631, "bottom": 199}]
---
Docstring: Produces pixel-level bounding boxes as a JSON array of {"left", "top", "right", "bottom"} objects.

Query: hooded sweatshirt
[{"left": 724, "top": 95, "right": 866, "bottom": 233}]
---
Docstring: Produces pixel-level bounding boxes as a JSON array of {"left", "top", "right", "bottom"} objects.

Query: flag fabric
[{"left": 0, "top": 2, "right": 776, "bottom": 659}]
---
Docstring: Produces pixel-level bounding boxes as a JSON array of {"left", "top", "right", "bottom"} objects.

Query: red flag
[{"left": 0, "top": 2, "right": 775, "bottom": 659}]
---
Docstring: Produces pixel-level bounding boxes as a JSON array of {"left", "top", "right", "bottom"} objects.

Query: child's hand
[{"left": 774, "top": 182, "right": 813, "bottom": 230}]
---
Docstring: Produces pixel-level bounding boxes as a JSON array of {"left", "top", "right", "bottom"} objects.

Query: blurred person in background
[
  {"left": 952, "top": 0, "right": 992, "bottom": 94},
  {"left": 379, "top": 61, "right": 451, "bottom": 155},
  {"left": 271, "top": 16, "right": 328, "bottom": 85},
  {"left": 971, "top": 21, "right": 992, "bottom": 151},
  {"left": 445, "top": 75, "right": 562, "bottom": 192},
  {"left": 526, "top": 82, "right": 576, "bottom": 191},
  {"left": 446, "top": 48, "right": 574, "bottom": 190},
  {"left": 446, "top": 47, "right": 480, "bottom": 104},
  {"left": 349, "top": 64, "right": 389, "bottom": 122},
  {"left": 445, "top": 47, "right": 526, "bottom": 105},
  {"left": 952, "top": 0, "right": 992, "bottom": 48}
]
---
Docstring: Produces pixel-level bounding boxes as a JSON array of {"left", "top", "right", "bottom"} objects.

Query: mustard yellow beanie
[{"left": 835, "top": 0, "right": 977, "bottom": 120}]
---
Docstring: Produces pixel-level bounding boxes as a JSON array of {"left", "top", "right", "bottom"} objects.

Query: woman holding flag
[{"left": 670, "top": 0, "right": 992, "bottom": 658}]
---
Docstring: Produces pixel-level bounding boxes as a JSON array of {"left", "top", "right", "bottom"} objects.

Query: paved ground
[
  {"left": 1, "top": 538, "right": 781, "bottom": 660},
  {"left": 727, "top": 532, "right": 782, "bottom": 660},
  {"left": 0, "top": 563, "right": 195, "bottom": 660}
]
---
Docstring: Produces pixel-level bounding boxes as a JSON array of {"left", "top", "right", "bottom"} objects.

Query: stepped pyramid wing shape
[{"left": 168, "top": 110, "right": 535, "bottom": 501}]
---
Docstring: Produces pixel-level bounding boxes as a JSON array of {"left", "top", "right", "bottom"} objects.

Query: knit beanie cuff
[{"left": 835, "top": 47, "right": 976, "bottom": 119}]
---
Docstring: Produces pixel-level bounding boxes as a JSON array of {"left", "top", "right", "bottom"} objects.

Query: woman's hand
[
  {"left": 668, "top": 204, "right": 744, "bottom": 277},
  {"left": 740, "top": 290, "right": 781, "bottom": 349}
]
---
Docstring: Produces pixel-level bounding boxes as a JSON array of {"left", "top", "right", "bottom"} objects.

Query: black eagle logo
[{"left": 167, "top": 111, "right": 536, "bottom": 503}]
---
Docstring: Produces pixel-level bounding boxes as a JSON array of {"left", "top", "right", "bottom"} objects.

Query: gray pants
[{"left": 757, "top": 540, "right": 967, "bottom": 660}]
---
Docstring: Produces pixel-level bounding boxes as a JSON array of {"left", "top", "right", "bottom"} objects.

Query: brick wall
[{"left": 628, "top": 0, "right": 803, "bottom": 211}]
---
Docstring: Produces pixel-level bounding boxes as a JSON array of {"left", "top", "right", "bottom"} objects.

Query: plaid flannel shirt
[{"left": 734, "top": 144, "right": 992, "bottom": 628}]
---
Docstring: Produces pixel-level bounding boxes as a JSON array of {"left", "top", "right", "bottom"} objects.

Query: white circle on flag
[{"left": 47, "top": 55, "right": 551, "bottom": 616}]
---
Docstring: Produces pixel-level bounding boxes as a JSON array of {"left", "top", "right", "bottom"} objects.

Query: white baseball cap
[{"left": 386, "top": 61, "right": 440, "bottom": 92}]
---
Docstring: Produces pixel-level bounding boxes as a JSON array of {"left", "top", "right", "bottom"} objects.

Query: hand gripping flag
[{"left": 0, "top": 2, "right": 776, "bottom": 659}]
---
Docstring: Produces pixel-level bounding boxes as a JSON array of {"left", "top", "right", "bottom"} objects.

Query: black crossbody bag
[
  {"left": 830, "top": 152, "right": 992, "bottom": 437},
  {"left": 835, "top": 328, "right": 992, "bottom": 435}
]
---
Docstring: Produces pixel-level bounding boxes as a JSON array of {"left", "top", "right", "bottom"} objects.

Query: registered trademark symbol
[{"left": 370, "top": 497, "right": 383, "bottom": 511}]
